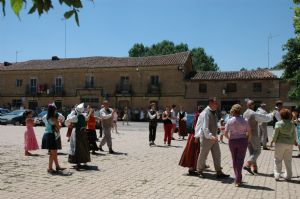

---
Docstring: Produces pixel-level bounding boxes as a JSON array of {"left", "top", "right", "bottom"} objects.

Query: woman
[
  {"left": 162, "top": 106, "right": 173, "bottom": 146},
  {"left": 86, "top": 106, "right": 98, "bottom": 154},
  {"left": 292, "top": 110, "right": 300, "bottom": 157},
  {"left": 41, "top": 104, "right": 65, "bottom": 173},
  {"left": 224, "top": 104, "right": 250, "bottom": 187},
  {"left": 177, "top": 106, "right": 187, "bottom": 140},
  {"left": 24, "top": 110, "right": 39, "bottom": 156},
  {"left": 272, "top": 108, "right": 297, "bottom": 181},
  {"left": 65, "top": 103, "right": 91, "bottom": 168},
  {"left": 179, "top": 105, "right": 203, "bottom": 175}
]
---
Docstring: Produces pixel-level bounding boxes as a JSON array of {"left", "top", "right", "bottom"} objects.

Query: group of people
[
  {"left": 179, "top": 98, "right": 300, "bottom": 187},
  {"left": 23, "top": 100, "right": 119, "bottom": 173},
  {"left": 147, "top": 103, "right": 188, "bottom": 146}
]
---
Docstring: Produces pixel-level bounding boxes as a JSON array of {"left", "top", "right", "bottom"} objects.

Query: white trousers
[{"left": 274, "top": 143, "right": 293, "bottom": 179}]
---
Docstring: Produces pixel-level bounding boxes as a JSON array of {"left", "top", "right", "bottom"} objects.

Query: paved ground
[{"left": 0, "top": 123, "right": 300, "bottom": 199}]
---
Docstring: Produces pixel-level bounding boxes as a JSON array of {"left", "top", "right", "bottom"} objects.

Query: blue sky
[{"left": 0, "top": 0, "right": 296, "bottom": 71}]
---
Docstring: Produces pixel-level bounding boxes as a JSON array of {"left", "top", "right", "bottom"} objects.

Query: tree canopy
[
  {"left": 129, "top": 40, "right": 219, "bottom": 71},
  {"left": 276, "top": 0, "right": 300, "bottom": 102},
  {"left": 0, "top": 0, "right": 91, "bottom": 26}
]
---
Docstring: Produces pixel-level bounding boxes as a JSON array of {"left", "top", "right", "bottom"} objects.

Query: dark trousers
[
  {"left": 149, "top": 125, "right": 157, "bottom": 142},
  {"left": 229, "top": 138, "right": 248, "bottom": 184},
  {"left": 99, "top": 125, "right": 103, "bottom": 138}
]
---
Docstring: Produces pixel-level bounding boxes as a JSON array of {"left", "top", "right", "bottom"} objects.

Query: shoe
[
  {"left": 91, "top": 151, "right": 96, "bottom": 155},
  {"left": 152, "top": 142, "right": 156, "bottom": 146},
  {"left": 243, "top": 166, "right": 254, "bottom": 175},
  {"left": 235, "top": 183, "right": 241, "bottom": 187},
  {"left": 171, "top": 137, "right": 175, "bottom": 140},
  {"left": 109, "top": 149, "right": 115, "bottom": 154},
  {"left": 25, "top": 151, "right": 32, "bottom": 156},
  {"left": 253, "top": 169, "right": 258, "bottom": 174},
  {"left": 263, "top": 147, "right": 270, "bottom": 150},
  {"left": 98, "top": 146, "right": 104, "bottom": 151},
  {"left": 47, "top": 169, "right": 56, "bottom": 174},
  {"left": 216, "top": 172, "right": 230, "bottom": 178},
  {"left": 188, "top": 170, "right": 198, "bottom": 176},
  {"left": 205, "top": 165, "right": 210, "bottom": 169},
  {"left": 168, "top": 143, "right": 171, "bottom": 146},
  {"left": 198, "top": 171, "right": 205, "bottom": 178},
  {"left": 56, "top": 167, "right": 66, "bottom": 171},
  {"left": 149, "top": 142, "right": 152, "bottom": 146}
]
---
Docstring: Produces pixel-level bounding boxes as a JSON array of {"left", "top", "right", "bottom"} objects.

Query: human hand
[{"left": 211, "top": 136, "right": 218, "bottom": 142}]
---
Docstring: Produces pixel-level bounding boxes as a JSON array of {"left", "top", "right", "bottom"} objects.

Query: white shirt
[
  {"left": 274, "top": 110, "right": 281, "bottom": 121},
  {"left": 243, "top": 108, "right": 274, "bottom": 123},
  {"left": 65, "top": 111, "right": 87, "bottom": 126},
  {"left": 113, "top": 112, "right": 118, "bottom": 121},
  {"left": 148, "top": 109, "right": 159, "bottom": 119},
  {"left": 194, "top": 106, "right": 215, "bottom": 139},
  {"left": 256, "top": 107, "right": 268, "bottom": 125},
  {"left": 170, "top": 109, "right": 176, "bottom": 124},
  {"left": 177, "top": 111, "right": 187, "bottom": 121},
  {"left": 100, "top": 108, "right": 113, "bottom": 120}
]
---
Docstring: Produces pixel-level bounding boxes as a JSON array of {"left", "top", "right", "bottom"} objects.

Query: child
[{"left": 24, "top": 110, "right": 39, "bottom": 156}]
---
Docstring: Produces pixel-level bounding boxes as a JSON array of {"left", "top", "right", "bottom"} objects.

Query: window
[
  {"left": 150, "top": 76, "right": 159, "bottom": 86},
  {"left": 85, "top": 76, "right": 94, "bottom": 88},
  {"left": 30, "top": 78, "right": 37, "bottom": 94},
  {"left": 226, "top": 83, "right": 237, "bottom": 92},
  {"left": 121, "top": 76, "right": 129, "bottom": 82},
  {"left": 198, "top": 83, "right": 207, "bottom": 93},
  {"left": 81, "top": 98, "right": 99, "bottom": 103},
  {"left": 55, "top": 77, "right": 63, "bottom": 94},
  {"left": 16, "top": 79, "right": 23, "bottom": 87},
  {"left": 253, "top": 83, "right": 262, "bottom": 92}
]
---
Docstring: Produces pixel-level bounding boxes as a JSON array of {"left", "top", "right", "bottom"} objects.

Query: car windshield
[
  {"left": 6, "top": 110, "right": 24, "bottom": 116},
  {"left": 38, "top": 111, "right": 48, "bottom": 118}
]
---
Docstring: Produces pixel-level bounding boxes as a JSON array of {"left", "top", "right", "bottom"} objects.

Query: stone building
[{"left": 0, "top": 52, "right": 294, "bottom": 113}]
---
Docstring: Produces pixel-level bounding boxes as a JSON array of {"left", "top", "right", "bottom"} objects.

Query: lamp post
[{"left": 267, "top": 33, "right": 279, "bottom": 68}]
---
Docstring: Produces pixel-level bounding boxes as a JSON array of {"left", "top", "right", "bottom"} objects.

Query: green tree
[
  {"left": 0, "top": 0, "right": 91, "bottom": 26},
  {"left": 128, "top": 40, "right": 218, "bottom": 71},
  {"left": 276, "top": 0, "right": 300, "bottom": 103}
]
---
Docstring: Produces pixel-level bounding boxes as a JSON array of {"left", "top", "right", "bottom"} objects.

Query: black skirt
[{"left": 42, "top": 133, "right": 58, "bottom": 150}]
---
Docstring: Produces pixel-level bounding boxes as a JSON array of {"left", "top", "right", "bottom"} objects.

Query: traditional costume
[{"left": 65, "top": 103, "right": 91, "bottom": 165}]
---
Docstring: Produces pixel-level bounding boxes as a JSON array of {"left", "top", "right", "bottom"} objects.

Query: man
[
  {"left": 243, "top": 100, "right": 274, "bottom": 174},
  {"left": 170, "top": 104, "right": 177, "bottom": 140},
  {"left": 256, "top": 103, "right": 269, "bottom": 150},
  {"left": 274, "top": 100, "right": 283, "bottom": 125},
  {"left": 148, "top": 103, "right": 160, "bottom": 146},
  {"left": 98, "top": 100, "right": 115, "bottom": 154},
  {"left": 194, "top": 98, "right": 229, "bottom": 178}
]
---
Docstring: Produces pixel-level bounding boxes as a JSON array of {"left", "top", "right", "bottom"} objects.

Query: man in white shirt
[
  {"left": 194, "top": 98, "right": 229, "bottom": 178},
  {"left": 243, "top": 100, "right": 274, "bottom": 174},
  {"left": 256, "top": 103, "right": 269, "bottom": 150},
  {"left": 98, "top": 100, "right": 115, "bottom": 154}
]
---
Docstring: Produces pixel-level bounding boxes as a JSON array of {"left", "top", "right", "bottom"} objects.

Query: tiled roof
[
  {"left": 191, "top": 70, "right": 279, "bottom": 80},
  {"left": 0, "top": 52, "right": 191, "bottom": 71}
]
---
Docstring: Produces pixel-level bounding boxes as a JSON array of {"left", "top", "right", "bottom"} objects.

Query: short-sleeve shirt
[{"left": 225, "top": 116, "right": 250, "bottom": 140}]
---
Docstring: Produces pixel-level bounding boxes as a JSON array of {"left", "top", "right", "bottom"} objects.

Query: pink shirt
[{"left": 225, "top": 116, "right": 250, "bottom": 140}]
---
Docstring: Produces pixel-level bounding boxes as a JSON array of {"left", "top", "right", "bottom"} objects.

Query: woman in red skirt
[{"left": 179, "top": 106, "right": 203, "bottom": 175}]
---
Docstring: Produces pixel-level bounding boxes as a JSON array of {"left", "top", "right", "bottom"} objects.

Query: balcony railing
[
  {"left": 116, "top": 82, "right": 132, "bottom": 96},
  {"left": 147, "top": 83, "right": 161, "bottom": 96}
]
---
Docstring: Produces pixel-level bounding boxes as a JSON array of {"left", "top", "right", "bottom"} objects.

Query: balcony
[
  {"left": 147, "top": 83, "right": 161, "bottom": 97},
  {"left": 25, "top": 85, "right": 37, "bottom": 96},
  {"left": 116, "top": 82, "right": 132, "bottom": 96},
  {"left": 51, "top": 85, "right": 65, "bottom": 97}
]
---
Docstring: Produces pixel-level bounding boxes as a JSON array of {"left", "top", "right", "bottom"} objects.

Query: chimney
[
  {"left": 4, "top": 61, "right": 12, "bottom": 66},
  {"left": 52, "top": 56, "right": 60, "bottom": 61}
]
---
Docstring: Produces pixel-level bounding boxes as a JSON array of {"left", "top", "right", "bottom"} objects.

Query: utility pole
[{"left": 267, "top": 33, "right": 279, "bottom": 68}]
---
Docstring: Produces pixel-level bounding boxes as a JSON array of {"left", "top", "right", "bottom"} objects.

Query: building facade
[{"left": 0, "top": 52, "right": 294, "bottom": 113}]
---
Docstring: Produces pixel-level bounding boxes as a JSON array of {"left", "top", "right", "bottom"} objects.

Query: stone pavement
[{"left": 0, "top": 123, "right": 300, "bottom": 199}]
